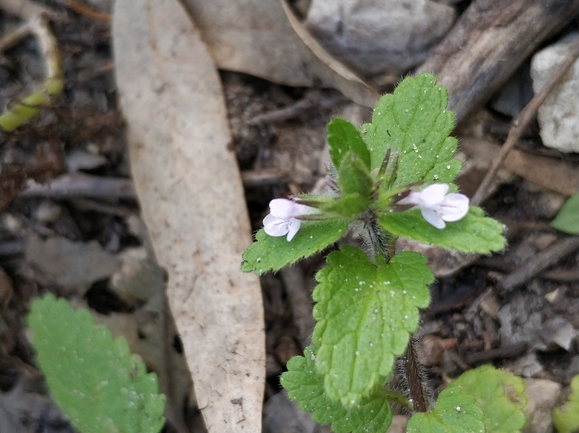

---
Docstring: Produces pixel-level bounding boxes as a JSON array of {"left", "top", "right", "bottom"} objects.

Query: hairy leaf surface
[
  {"left": 328, "top": 117, "right": 371, "bottom": 170},
  {"left": 554, "top": 375, "right": 579, "bottom": 433},
  {"left": 312, "top": 246, "right": 432, "bottom": 405},
  {"left": 379, "top": 206, "right": 505, "bottom": 254},
  {"left": 241, "top": 220, "right": 349, "bottom": 274},
  {"left": 361, "top": 73, "right": 461, "bottom": 187},
  {"left": 407, "top": 387, "right": 485, "bottom": 433},
  {"left": 28, "top": 294, "right": 165, "bottom": 433},
  {"left": 447, "top": 365, "right": 527, "bottom": 433},
  {"left": 281, "top": 347, "right": 393, "bottom": 433}
]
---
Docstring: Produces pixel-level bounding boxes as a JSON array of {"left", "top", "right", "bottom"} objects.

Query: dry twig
[
  {"left": 416, "top": 0, "right": 579, "bottom": 123},
  {"left": 64, "top": 0, "right": 111, "bottom": 22},
  {"left": 499, "top": 236, "right": 579, "bottom": 291},
  {"left": 471, "top": 37, "right": 579, "bottom": 205}
]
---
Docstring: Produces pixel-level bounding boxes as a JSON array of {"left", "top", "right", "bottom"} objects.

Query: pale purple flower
[
  {"left": 398, "top": 184, "right": 469, "bottom": 229},
  {"left": 263, "top": 198, "right": 317, "bottom": 241}
]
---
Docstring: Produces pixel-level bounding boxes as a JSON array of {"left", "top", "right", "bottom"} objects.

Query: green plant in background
[
  {"left": 553, "top": 375, "right": 579, "bottom": 433},
  {"left": 551, "top": 192, "right": 579, "bottom": 235},
  {"left": 0, "top": 16, "right": 65, "bottom": 132},
  {"left": 28, "top": 294, "right": 166, "bottom": 433},
  {"left": 243, "top": 74, "right": 528, "bottom": 432}
]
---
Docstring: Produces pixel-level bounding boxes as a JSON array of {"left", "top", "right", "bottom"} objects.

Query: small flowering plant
[{"left": 243, "top": 74, "right": 526, "bottom": 433}]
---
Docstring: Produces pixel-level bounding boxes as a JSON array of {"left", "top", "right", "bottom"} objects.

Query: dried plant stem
[
  {"left": 64, "top": 0, "right": 111, "bottom": 22},
  {"left": 0, "top": 14, "right": 64, "bottom": 132},
  {"left": 471, "top": 37, "right": 579, "bottom": 206},
  {"left": 499, "top": 236, "right": 579, "bottom": 291}
]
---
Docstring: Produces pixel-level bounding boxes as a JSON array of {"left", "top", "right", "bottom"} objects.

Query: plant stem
[
  {"left": 365, "top": 217, "right": 396, "bottom": 262},
  {"left": 366, "top": 218, "right": 430, "bottom": 412},
  {"left": 400, "top": 339, "right": 429, "bottom": 413}
]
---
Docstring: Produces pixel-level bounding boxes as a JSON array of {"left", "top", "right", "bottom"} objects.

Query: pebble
[
  {"left": 531, "top": 32, "right": 579, "bottom": 153},
  {"left": 523, "top": 378, "right": 561, "bottom": 433},
  {"left": 305, "top": 0, "right": 456, "bottom": 76}
]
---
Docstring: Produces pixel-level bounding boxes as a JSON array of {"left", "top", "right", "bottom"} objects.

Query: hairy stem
[
  {"left": 400, "top": 339, "right": 430, "bottom": 413},
  {"left": 365, "top": 217, "right": 396, "bottom": 262},
  {"left": 366, "top": 219, "right": 430, "bottom": 412}
]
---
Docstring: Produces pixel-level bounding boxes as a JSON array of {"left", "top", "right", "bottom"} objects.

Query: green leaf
[
  {"left": 361, "top": 73, "right": 461, "bottom": 186},
  {"left": 328, "top": 117, "right": 371, "bottom": 170},
  {"left": 554, "top": 375, "right": 579, "bottom": 433},
  {"left": 319, "top": 193, "right": 371, "bottom": 218},
  {"left": 281, "top": 347, "right": 393, "bottom": 433},
  {"left": 447, "top": 365, "right": 527, "bottom": 433},
  {"left": 28, "top": 294, "right": 166, "bottom": 433},
  {"left": 312, "top": 246, "right": 432, "bottom": 405},
  {"left": 316, "top": 151, "right": 373, "bottom": 219},
  {"left": 338, "top": 152, "right": 373, "bottom": 196},
  {"left": 551, "top": 193, "right": 579, "bottom": 235},
  {"left": 407, "top": 387, "right": 485, "bottom": 433},
  {"left": 379, "top": 206, "right": 506, "bottom": 254},
  {"left": 241, "top": 220, "right": 350, "bottom": 274}
]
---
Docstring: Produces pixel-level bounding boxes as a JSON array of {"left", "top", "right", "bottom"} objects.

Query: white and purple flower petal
[
  {"left": 399, "top": 184, "right": 469, "bottom": 229},
  {"left": 263, "top": 198, "right": 317, "bottom": 241}
]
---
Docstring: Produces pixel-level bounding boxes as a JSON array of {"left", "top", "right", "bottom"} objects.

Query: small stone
[
  {"left": 544, "top": 317, "right": 576, "bottom": 351},
  {"left": 0, "top": 213, "right": 24, "bottom": 235},
  {"left": 523, "top": 378, "right": 561, "bottom": 433},
  {"left": 34, "top": 201, "right": 62, "bottom": 223},
  {"left": 480, "top": 293, "right": 501, "bottom": 319},
  {"left": 545, "top": 287, "right": 564, "bottom": 304},
  {"left": 531, "top": 32, "right": 579, "bottom": 153},
  {"left": 305, "top": 0, "right": 456, "bottom": 76},
  {"left": 66, "top": 149, "right": 107, "bottom": 172},
  {"left": 387, "top": 415, "right": 409, "bottom": 433},
  {"left": 533, "top": 233, "right": 558, "bottom": 251},
  {"left": 507, "top": 352, "right": 543, "bottom": 378},
  {"left": 534, "top": 190, "right": 567, "bottom": 219}
]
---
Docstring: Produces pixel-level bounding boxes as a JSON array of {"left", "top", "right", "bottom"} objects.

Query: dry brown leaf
[
  {"left": 23, "top": 233, "right": 119, "bottom": 290},
  {"left": 460, "top": 137, "right": 579, "bottom": 197},
  {"left": 279, "top": 0, "right": 378, "bottom": 107},
  {"left": 181, "top": 0, "right": 379, "bottom": 107},
  {"left": 89, "top": 247, "right": 191, "bottom": 433},
  {"left": 113, "top": 0, "right": 265, "bottom": 431},
  {"left": 88, "top": 293, "right": 192, "bottom": 433}
]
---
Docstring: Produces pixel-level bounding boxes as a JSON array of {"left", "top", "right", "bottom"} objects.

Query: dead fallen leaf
[
  {"left": 181, "top": 0, "right": 379, "bottom": 107},
  {"left": 460, "top": 137, "right": 579, "bottom": 196},
  {"left": 0, "top": 374, "right": 66, "bottom": 433},
  {"left": 88, "top": 254, "right": 192, "bottom": 433},
  {"left": 113, "top": 0, "right": 265, "bottom": 431},
  {"left": 279, "top": 0, "right": 379, "bottom": 107},
  {"left": 22, "top": 233, "right": 119, "bottom": 290}
]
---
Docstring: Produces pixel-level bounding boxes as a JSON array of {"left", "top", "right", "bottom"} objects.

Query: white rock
[
  {"left": 305, "top": 0, "right": 456, "bottom": 76},
  {"left": 531, "top": 33, "right": 579, "bottom": 153},
  {"left": 523, "top": 379, "right": 561, "bottom": 433}
]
